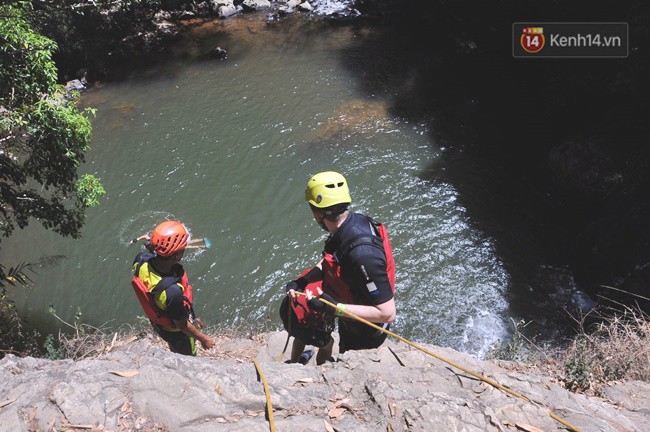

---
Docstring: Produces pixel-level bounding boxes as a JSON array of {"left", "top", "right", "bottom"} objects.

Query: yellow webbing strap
[
  {"left": 253, "top": 359, "right": 276, "bottom": 432},
  {"left": 295, "top": 292, "right": 582, "bottom": 432}
]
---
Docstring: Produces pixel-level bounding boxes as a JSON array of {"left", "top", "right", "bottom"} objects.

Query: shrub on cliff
[
  {"left": 1, "top": 1, "right": 104, "bottom": 356},
  {"left": 559, "top": 305, "right": 649, "bottom": 393}
]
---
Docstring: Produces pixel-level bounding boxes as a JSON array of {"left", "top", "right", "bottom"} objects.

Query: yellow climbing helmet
[{"left": 305, "top": 171, "right": 352, "bottom": 208}]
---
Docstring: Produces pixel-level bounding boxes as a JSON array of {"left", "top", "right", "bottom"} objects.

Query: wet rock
[
  {"left": 195, "top": 1, "right": 210, "bottom": 15},
  {"left": 153, "top": 10, "right": 172, "bottom": 21},
  {"left": 242, "top": 0, "right": 272, "bottom": 11},
  {"left": 277, "top": 6, "right": 294, "bottom": 14},
  {"left": 65, "top": 79, "right": 86, "bottom": 92},
  {"left": 207, "top": 46, "right": 228, "bottom": 60},
  {"left": 211, "top": 0, "right": 234, "bottom": 12},
  {"left": 299, "top": 1, "right": 313, "bottom": 11},
  {"left": 219, "top": 3, "right": 238, "bottom": 18},
  {"left": 154, "top": 20, "right": 176, "bottom": 37},
  {"left": 177, "top": 10, "right": 196, "bottom": 20}
]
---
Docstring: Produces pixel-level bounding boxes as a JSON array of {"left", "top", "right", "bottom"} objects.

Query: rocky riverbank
[
  {"left": 30, "top": 0, "right": 359, "bottom": 81},
  {"left": 0, "top": 331, "right": 648, "bottom": 431}
]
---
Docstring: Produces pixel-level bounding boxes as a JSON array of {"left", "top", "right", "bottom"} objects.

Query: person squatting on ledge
[
  {"left": 131, "top": 220, "right": 215, "bottom": 356},
  {"left": 281, "top": 171, "right": 396, "bottom": 365}
]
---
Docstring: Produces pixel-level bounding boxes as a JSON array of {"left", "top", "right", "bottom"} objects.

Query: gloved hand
[
  {"left": 307, "top": 289, "right": 339, "bottom": 316},
  {"left": 285, "top": 277, "right": 308, "bottom": 298}
]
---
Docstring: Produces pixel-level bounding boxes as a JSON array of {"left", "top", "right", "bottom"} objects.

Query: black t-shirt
[{"left": 324, "top": 212, "right": 393, "bottom": 306}]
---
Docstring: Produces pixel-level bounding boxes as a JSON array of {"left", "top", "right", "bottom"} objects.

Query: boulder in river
[
  {"left": 219, "top": 4, "right": 238, "bottom": 18},
  {"left": 242, "top": 0, "right": 272, "bottom": 11},
  {"left": 65, "top": 79, "right": 86, "bottom": 92},
  {"left": 207, "top": 46, "right": 229, "bottom": 60}
]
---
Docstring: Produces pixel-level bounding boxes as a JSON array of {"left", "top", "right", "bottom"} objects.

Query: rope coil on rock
[
  {"left": 293, "top": 291, "right": 583, "bottom": 432},
  {"left": 253, "top": 359, "right": 276, "bottom": 432}
]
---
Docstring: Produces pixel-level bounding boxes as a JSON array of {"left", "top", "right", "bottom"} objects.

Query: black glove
[
  {"left": 308, "top": 292, "right": 338, "bottom": 316},
  {"left": 285, "top": 277, "right": 308, "bottom": 294}
]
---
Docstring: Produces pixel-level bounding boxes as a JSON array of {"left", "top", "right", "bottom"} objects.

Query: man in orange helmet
[{"left": 131, "top": 220, "right": 215, "bottom": 356}]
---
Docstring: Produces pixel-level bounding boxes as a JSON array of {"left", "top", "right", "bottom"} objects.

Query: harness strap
[{"left": 337, "top": 232, "right": 385, "bottom": 262}]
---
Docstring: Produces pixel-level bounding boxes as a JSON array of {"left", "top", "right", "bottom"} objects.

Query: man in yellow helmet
[{"left": 285, "top": 171, "right": 396, "bottom": 363}]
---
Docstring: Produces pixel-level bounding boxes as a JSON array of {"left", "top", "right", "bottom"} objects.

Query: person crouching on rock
[
  {"left": 285, "top": 171, "right": 397, "bottom": 361},
  {"left": 131, "top": 220, "right": 215, "bottom": 356}
]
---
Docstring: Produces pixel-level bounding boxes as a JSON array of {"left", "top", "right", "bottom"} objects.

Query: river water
[{"left": 4, "top": 14, "right": 588, "bottom": 357}]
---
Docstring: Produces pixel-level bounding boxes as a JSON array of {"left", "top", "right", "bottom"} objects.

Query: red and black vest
[
  {"left": 286, "top": 269, "right": 335, "bottom": 331},
  {"left": 289, "top": 217, "right": 395, "bottom": 325},
  {"left": 131, "top": 253, "right": 194, "bottom": 330},
  {"left": 322, "top": 217, "right": 395, "bottom": 305}
]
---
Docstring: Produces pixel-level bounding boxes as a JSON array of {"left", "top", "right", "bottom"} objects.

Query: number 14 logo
[{"left": 521, "top": 27, "right": 545, "bottom": 53}]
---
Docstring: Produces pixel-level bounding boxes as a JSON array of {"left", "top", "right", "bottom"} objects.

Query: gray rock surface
[
  {"left": 0, "top": 332, "right": 647, "bottom": 431},
  {"left": 218, "top": 3, "right": 238, "bottom": 18},
  {"left": 65, "top": 79, "right": 86, "bottom": 92},
  {"left": 242, "top": 0, "right": 272, "bottom": 11}
]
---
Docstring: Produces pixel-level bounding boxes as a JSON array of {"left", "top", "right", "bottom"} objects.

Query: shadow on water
[{"left": 337, "top": 0, "right": 650, "bottom": 336}]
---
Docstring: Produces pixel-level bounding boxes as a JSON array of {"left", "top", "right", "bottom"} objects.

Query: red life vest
[
  {"left": 288, "top": 269, "right": 334, "bottom": 330},
  {"left": 322, "top": 218, "right": 395, "bottom": 304},
  {"left": 131, "top": 253, "right": 194, "bottom": 329}
]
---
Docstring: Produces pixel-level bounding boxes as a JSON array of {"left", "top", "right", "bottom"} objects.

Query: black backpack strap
[
  {"left": 149, "top": 276, "right": 182, "bottom": 295},
  {"left": 133, "top": 252, "right": 155, "bottom": 276},
  {"left": 337, "top": 233, "right": 385, "bottom": 263}
]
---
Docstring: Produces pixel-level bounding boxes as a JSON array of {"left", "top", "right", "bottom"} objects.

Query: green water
[{"left": 4, "top": 16, "right": 511, "bottom": 356}]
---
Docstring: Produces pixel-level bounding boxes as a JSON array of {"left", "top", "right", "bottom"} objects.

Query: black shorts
[
  {"left": 153, "top": 324, "right": 196, "bottom": 356},
  {"left": 280, "top": 296, "right": 333, "bottom": 348},
  {"left": 338, "top": 319, "right": 388, "bottom": 353}
]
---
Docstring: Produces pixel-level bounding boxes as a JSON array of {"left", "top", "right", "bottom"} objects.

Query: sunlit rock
[{"left": 242, "top": 0, "right": 272, "bottom": 11}]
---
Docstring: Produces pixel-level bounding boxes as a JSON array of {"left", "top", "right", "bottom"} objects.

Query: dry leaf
[
  {"left": 387, "top": 423, "right": 394, "bottom": 432},
  {"left": 387, "top": 399, "right": 397, "bottom": 418},
  {"left": 215, "top": 417, "right": 227, "bottom": 423},
  {"left": 0, "top": 398, "right": 17, "bottom": 409},
  {"left": 324, "top": 419, "right": 336, "bottom": 432},
  {"left": 328, "top": 407, "right": 346, "bottom": 418},
  {"left": 109, "top": 370, "right": 140, "bottom": 378},
  {"left": 515, "top": 423, "right": 545, "bottom": 432},
  {"left": 60, "top": 424, "right": 94, "bottom": 429}
]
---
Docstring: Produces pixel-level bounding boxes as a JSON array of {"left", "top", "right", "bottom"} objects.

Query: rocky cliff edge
[{"left": 0, "top": 332, "right": 648, "bottom": 432}]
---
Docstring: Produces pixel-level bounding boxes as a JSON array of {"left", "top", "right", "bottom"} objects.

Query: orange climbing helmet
[{"left": 150, "top": 220, "right": 189, "bottom": 256}]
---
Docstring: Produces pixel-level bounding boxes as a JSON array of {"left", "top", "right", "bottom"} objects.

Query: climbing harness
[
  {"left": 253, "top": 359, "right": 276, "bottom": 432},
  {"left": 294, "top": 291, "right": 583, "bottom": 432}
]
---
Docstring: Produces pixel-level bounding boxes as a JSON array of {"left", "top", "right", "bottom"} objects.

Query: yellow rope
[
  {"left": 295, "top": 292, "right": 582, "bottom": 432},
  {"left": 277, "top": 302, "right": 292, "bottom": 362},
  {"left": 253, "top": 359, "right": 276, "bottom": 432}
]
